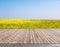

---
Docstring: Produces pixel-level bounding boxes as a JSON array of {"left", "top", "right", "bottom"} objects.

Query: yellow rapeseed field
[{"left": 0, "top": 18, "right": 60, "bottom": 28}]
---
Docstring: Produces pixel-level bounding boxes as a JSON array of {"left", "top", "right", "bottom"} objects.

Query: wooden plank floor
[{"left": 0, "top": 29, "right": 60, "bottom": 44}]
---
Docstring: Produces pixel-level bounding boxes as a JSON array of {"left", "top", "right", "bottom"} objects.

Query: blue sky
[{"left": 0, "top": 0, "right": 60, "bottom": 19}]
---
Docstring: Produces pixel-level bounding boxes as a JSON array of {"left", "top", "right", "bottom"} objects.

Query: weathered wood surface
[{"left": 0, "top": 29, "right": 60, "bottom": 44}]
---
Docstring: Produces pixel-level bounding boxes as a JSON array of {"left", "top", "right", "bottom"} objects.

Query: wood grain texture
[{"left": 0, "top": 29, "right": 60, "bottom": 44}]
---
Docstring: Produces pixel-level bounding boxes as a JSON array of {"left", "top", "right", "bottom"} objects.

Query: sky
[{"left": 0, "top": 0, "right": 60, "bottom": 19}]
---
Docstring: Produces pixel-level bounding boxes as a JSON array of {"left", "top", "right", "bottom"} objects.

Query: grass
[{"left": 0, "top": 18, "right": 60, "bottom": 28}]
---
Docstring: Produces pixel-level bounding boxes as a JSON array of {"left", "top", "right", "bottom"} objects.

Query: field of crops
[{"left": 0, "top": 18, "right": 60, "bottom": 28}]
